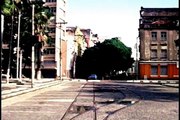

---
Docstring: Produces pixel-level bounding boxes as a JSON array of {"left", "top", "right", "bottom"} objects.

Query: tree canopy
[
  {"left": 1, "top": 0, "right": 53, "bottom": 76},
  {"left": 76, "top": 37, "right": 135, "bottom": 79}
]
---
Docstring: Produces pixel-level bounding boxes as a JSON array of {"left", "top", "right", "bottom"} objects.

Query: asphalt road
[{"left": 2, "top": 81, "right": 179, "bottom": 120}]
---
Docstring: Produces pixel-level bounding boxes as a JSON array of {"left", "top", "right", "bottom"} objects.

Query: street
[{"left": 2, "top": 80, "right": 179, "bottom": 120}]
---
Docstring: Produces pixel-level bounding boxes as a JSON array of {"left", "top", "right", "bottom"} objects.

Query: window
[
  {"left": 151, "top": 49, "right": 157, "bottom": 60},
  {"left": 46, "top": 0, "right": 56, "bottom": 2},
  {"left": 49, "top": 7, "right": 56, "bottom": 13},
  {"left": 43, "top": 48, "right": 55, "bottom": 55},
  {"left": 161, "top": 32, "right": 167, "bottom": 41},
  {"left": 160, "top": 66, "right": 168, "bottom": 75},
  {"left": 160, "top": 49, "right": 167, "bottom": 59},
  {"left": 151, "top": 66, "right": 158, "bottom": 75},
  {"left": 49, "top": 28, "right": 55, "bottom": 33},
  {"left": 151, "top": 32, "right": 157, "bottom": 41}
]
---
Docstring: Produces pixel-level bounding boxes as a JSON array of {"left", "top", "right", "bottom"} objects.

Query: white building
[{"left": 43, "top": 0, "right": 67, "bottom": 78}]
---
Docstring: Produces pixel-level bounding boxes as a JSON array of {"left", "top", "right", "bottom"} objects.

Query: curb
[
  {"left": 2, "top": 80, "right": 61, "bottom": 100},
  {"left": 126, "top": 80, "right": 179, "bottom": 84},
  {"left": 126, "top": 80, "right": 179, "bottom": 88},
  {"left": 162, "top": 84, "right": 179, "bottom": 88}
]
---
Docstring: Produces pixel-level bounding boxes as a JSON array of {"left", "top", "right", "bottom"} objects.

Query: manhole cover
[{"left": 69, "top": 105, "right": 94, "bottom": 113}]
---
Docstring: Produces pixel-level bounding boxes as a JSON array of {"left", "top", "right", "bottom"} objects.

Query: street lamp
[
  {"left": 135, "top": 36, "right": 139, "bottom": 80},
  {"left": 56, "top": 22, "right": 67, "bottom": 80},
  {"left": 16, "top": 10, "right": 21, "bottom": 81},
  {"left": 30, "top": 0, "right": 35, "bottom": 88}
]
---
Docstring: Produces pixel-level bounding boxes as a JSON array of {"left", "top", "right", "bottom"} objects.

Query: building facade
[
  {"left": 138, "top": 7, "right": 179, "bottom": 80},
  {"left": 66, "top": 26, "right": 99, "bottom": 78},
  {"left": 1, "top": 0, "right": 67, "bottom": 79},
  {"left": 43, "top": 0, "right": 67, "bottom": 78}
]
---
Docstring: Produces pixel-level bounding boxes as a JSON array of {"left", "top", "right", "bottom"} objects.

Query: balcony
[
  {"left": 43, "top": 54, "right": 55, "bottom": 61},
  {"left": 42, "top": 60, "right": 56, "bottom": 69}
]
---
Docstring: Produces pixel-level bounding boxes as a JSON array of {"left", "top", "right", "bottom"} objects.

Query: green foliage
[
  {"left": 1, "top": 0, "right": 15, "bottom": 15},
  {"left": 2, "top": 0, "right": 53, "bottom": 72},
  {"left": 76, "top": 37, "right": 135, "bottom": 79}
]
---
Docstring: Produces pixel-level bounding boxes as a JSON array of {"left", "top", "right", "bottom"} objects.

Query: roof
[{"left": 140, "top": 6, "right": 179, "bottom": 11}]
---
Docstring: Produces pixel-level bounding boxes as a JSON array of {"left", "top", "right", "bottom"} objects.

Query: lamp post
[
  {"left": 16, "top": 11, "right": 21, "bottom": 81},
  {"left": 1, "top": 14, "right": 4, "bottom": 72},
  {"left": 56, "top": 22, "right": 67, "bottom": 80},
  {"left": 136, "top": 36, "right": 139, "bottom": 80},
  {"left": 31, "top": 0, "right": 35, "bottom": 88}
]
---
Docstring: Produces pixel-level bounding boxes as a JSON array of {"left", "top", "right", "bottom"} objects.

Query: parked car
[{"left": 88, "top": 74, "right": 97, "bottom": 80}]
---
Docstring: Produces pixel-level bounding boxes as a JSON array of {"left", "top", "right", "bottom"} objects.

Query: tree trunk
[
  {"left": 36, "top": 41, "right": 42, "bottom": 80},
  {"left": 7, "top": 14, "right": 14, "bottom": 83}
]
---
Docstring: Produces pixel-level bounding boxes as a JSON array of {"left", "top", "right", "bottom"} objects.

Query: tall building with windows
[
  {"left": 43, "top": 0, "right": 67, "bottom": 78},
  {"left": 138, "top": 7, "right": 179, "bottom": 79}
]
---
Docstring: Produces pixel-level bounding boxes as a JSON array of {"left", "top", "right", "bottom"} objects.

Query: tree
[
  {"left": 77, "top": 37, "right": 135, "bottom": 79},
  {"left": 1, "top": 0, "right": 53, "bottom": 78},
  {"left": 1, "top": 0, "right": 16, "bottom": 78}
]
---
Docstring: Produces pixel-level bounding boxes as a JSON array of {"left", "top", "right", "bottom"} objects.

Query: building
[
  {"left": 43, "top": 0, "right": 67, "bottom": 78},
  {"left": 138, "top": 7, "right": 179, "bottom": 80},
  {"left": 66, "top": 26, "right": 99, "bottom": 78},
  {"left": 1, "top": 0, "right": 67, "bottom": 79}
]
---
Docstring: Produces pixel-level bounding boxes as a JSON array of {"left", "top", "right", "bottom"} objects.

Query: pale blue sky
[{"left": 66, "top": 0, "right": 179, "bottom": 58}]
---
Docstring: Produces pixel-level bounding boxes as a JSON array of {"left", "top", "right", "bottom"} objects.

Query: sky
[{"left": 66, "top": 0, "right": 179, "bottom": 58}]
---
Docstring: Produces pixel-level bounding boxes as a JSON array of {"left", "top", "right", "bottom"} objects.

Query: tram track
[{"left": 60, "top": 82, "right": 143, "bottom": 120}]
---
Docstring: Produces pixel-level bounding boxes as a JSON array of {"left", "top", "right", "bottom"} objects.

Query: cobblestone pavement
[{"left": 2, "top": 81, "right": 179, "bottom": 120}]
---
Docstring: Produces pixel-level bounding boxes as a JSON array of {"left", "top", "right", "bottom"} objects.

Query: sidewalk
[{"left": 1, "top": 78, "right": 62, "bottom": 100}]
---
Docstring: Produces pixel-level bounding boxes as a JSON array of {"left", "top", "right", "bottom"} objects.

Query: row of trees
[
  {"left": 1, "top": 0, "right": 53, "bottom": 78},
  {"left": 76, "top": 37, "right": 135, "bottom": 79}
]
